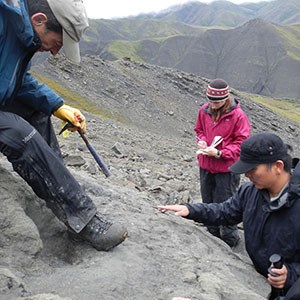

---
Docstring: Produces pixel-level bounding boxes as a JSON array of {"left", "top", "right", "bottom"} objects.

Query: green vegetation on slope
[
  {"left": 31, "top": 71, "right": 300, "bottom": 126},
  {"left": 89, "top": 18, "right": 205, "bottom": 40},
  {"left": 241, "top": 92, "right": 300, "bottom": 124},
  {"left": 107, "top": 35, "right": 177, "bottom": 61},
  {"left": 275, "top": 24, "right": 300, "bottom": 61},
  {"left": 31, "top": 71, "right": 125, "bottom": 122},
  {"left": 107, "top": 40, "right": 144, "bottom": 62}
]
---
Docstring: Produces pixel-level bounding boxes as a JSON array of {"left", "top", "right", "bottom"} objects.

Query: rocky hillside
[
  {"left": 34, "top": 55, "right": 300, "bottom": 145},
  {"left": 1, "top": 55, "right": 300, "bottom": 300}
]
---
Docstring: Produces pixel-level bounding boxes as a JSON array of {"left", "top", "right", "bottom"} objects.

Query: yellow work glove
[{"left": 53, "top": 104, "right": 86, "bottom": 134}]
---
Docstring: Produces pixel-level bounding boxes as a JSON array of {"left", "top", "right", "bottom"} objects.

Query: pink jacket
[{"left": 194, "top": 99, "right": 251, "bottom": 174}]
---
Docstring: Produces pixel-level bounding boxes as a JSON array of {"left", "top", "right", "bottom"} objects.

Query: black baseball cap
[{"left": 229, "top": 133, "right": 288, "bottom": 174}]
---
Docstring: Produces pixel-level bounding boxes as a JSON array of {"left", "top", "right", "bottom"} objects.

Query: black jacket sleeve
[{"left": 185, "top": 186, "right": 245, "bottom": 226}]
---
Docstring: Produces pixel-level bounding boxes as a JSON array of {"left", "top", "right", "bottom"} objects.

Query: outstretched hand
[{"left": 157, "top": 204, "right": 189, "bottom": 217}]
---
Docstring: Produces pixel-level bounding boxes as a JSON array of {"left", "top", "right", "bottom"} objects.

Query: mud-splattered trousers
[
  {"left": 0, "top": 103, "right": 97, "bottom": 233},
  {"left": 0, "top": 0, "right": 97, "bottom": 232}
]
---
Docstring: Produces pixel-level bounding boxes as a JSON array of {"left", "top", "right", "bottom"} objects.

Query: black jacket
[{"left": 187, "top": 163, "right": 300, "bottom": 294}]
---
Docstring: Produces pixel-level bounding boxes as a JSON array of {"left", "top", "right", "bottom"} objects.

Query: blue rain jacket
[{"left": 0, "top": 0, "right": 63, "bottom": 115}]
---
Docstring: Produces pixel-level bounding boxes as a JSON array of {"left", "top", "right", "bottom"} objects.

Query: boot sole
[{"left": 68, "top": 229, "right": 128, "bottom": 251}]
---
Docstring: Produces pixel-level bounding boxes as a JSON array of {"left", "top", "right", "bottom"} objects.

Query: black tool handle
[
  {"left": 78, "top": 130, "right": 112, "bottom": 177},
  {"left": 269, "top": 254, "right": 284, "bottom": 269},
  {"left": 268, "top": 254, "right": 284, "bottom": 277},
  {"left": 269, "top": 254, "right": 285, "bottom": 298}
]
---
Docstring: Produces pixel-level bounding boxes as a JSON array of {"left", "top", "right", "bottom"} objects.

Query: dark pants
[
  {"left": 268, "top": 277, "right": 300, "bottom": 300},
  {"left": 283, "top": 276, "right": 300, "bottom": 299},
  {"left": 200, "top": 168, "right": 240, "bottom": 247},
  {"left": 0, "top": 103, "right": 97, "bottom": 233}
]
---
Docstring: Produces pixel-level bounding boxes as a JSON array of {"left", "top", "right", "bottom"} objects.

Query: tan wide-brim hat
[{"left": 47, "top": 0, "right": 89, "bottom": 64}]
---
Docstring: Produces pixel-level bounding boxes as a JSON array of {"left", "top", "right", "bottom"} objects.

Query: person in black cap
[
  {"left": 158, "top": 132, "right": 300, "bottom": 299},
  {"left": 0, "top": 0, "right": 128, "bottom": 251},
  {"left": 194, "top": 78, "right": 251, "bottom": 247}
]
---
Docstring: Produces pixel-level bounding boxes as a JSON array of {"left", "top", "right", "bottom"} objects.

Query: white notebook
[{"left": 197, "top": 136, "right": 223, "bottom": 155}]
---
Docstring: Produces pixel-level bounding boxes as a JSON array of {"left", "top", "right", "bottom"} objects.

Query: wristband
[{"left": 216, "top": 150, "right": 222, "bottom": 158}]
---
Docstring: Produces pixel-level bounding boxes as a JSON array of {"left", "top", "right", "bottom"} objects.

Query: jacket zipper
[{"left": 9, "top": 48, "right": 37, "bottom": 102}]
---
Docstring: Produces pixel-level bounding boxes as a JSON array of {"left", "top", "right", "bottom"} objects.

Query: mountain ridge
[
  {"left": 89, "top": 18, "right": 300, "bottom": 99},
  {"left": 71, "top": 0, "right": 300, "bottom": 99},
  {"left": 136, "top": 0, "right": 300, "bottom": 26}
]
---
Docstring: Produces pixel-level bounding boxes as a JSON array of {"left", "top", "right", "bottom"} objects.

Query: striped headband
[{"left": 206, "top": 84, "right": 229, "bottom": 101}]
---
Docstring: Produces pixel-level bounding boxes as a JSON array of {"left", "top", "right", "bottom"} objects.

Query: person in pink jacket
[{"left": 194, "top": 78, "right": 251, "bottom": 247}]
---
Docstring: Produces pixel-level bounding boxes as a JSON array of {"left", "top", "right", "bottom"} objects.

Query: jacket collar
[
  {"left": 1, "top": 0, "right": 37, "bottom": 48},
  {"left": 262, "top": 159, "right": 300, "bottom": 212},
  {"left": 203, "top": 97, "right": 239, "bottom": 115},
  {"left": 288, "top": 159, "right": 300, "bottom": 199}
]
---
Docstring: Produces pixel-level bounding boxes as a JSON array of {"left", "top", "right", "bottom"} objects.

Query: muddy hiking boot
[{"left": 70, "top": 213, "right": 128, "bottom": 251}]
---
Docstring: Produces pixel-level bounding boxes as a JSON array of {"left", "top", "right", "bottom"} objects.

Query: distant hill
[
  {"left": 141, "top": 1, "right": 257, "bottom": 27},
  {"left": 81, "top": 18, "right": 204, "bottom": 58},
  {"left": 79, "top": 17, "right": 300, "bottom": 99},
  {"left": 146, "top": 19, "right": 300, "bottom": 99},
  {"left": 139, "top": 0, "right": 300, "bottom": 27}
]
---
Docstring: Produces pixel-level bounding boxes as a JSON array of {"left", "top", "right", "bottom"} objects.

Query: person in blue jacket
[
  {"left": 158, "top": 133, "right": 300, "bottom": 299},
  {"left": 0, "top": 0, "right": 128, "bottom": 251}
]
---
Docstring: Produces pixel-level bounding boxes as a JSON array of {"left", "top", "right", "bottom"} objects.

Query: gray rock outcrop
[{"left": 1, "top": 56, "right": 299, "bottom": 299}]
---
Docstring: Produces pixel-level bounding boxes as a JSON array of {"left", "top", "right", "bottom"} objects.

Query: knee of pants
[
  {"left": 220, "top": 226, "right": 239, "bottom": 240},
  {"left": 0, "top": 115, "right": 37, "bottom": 154}
]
